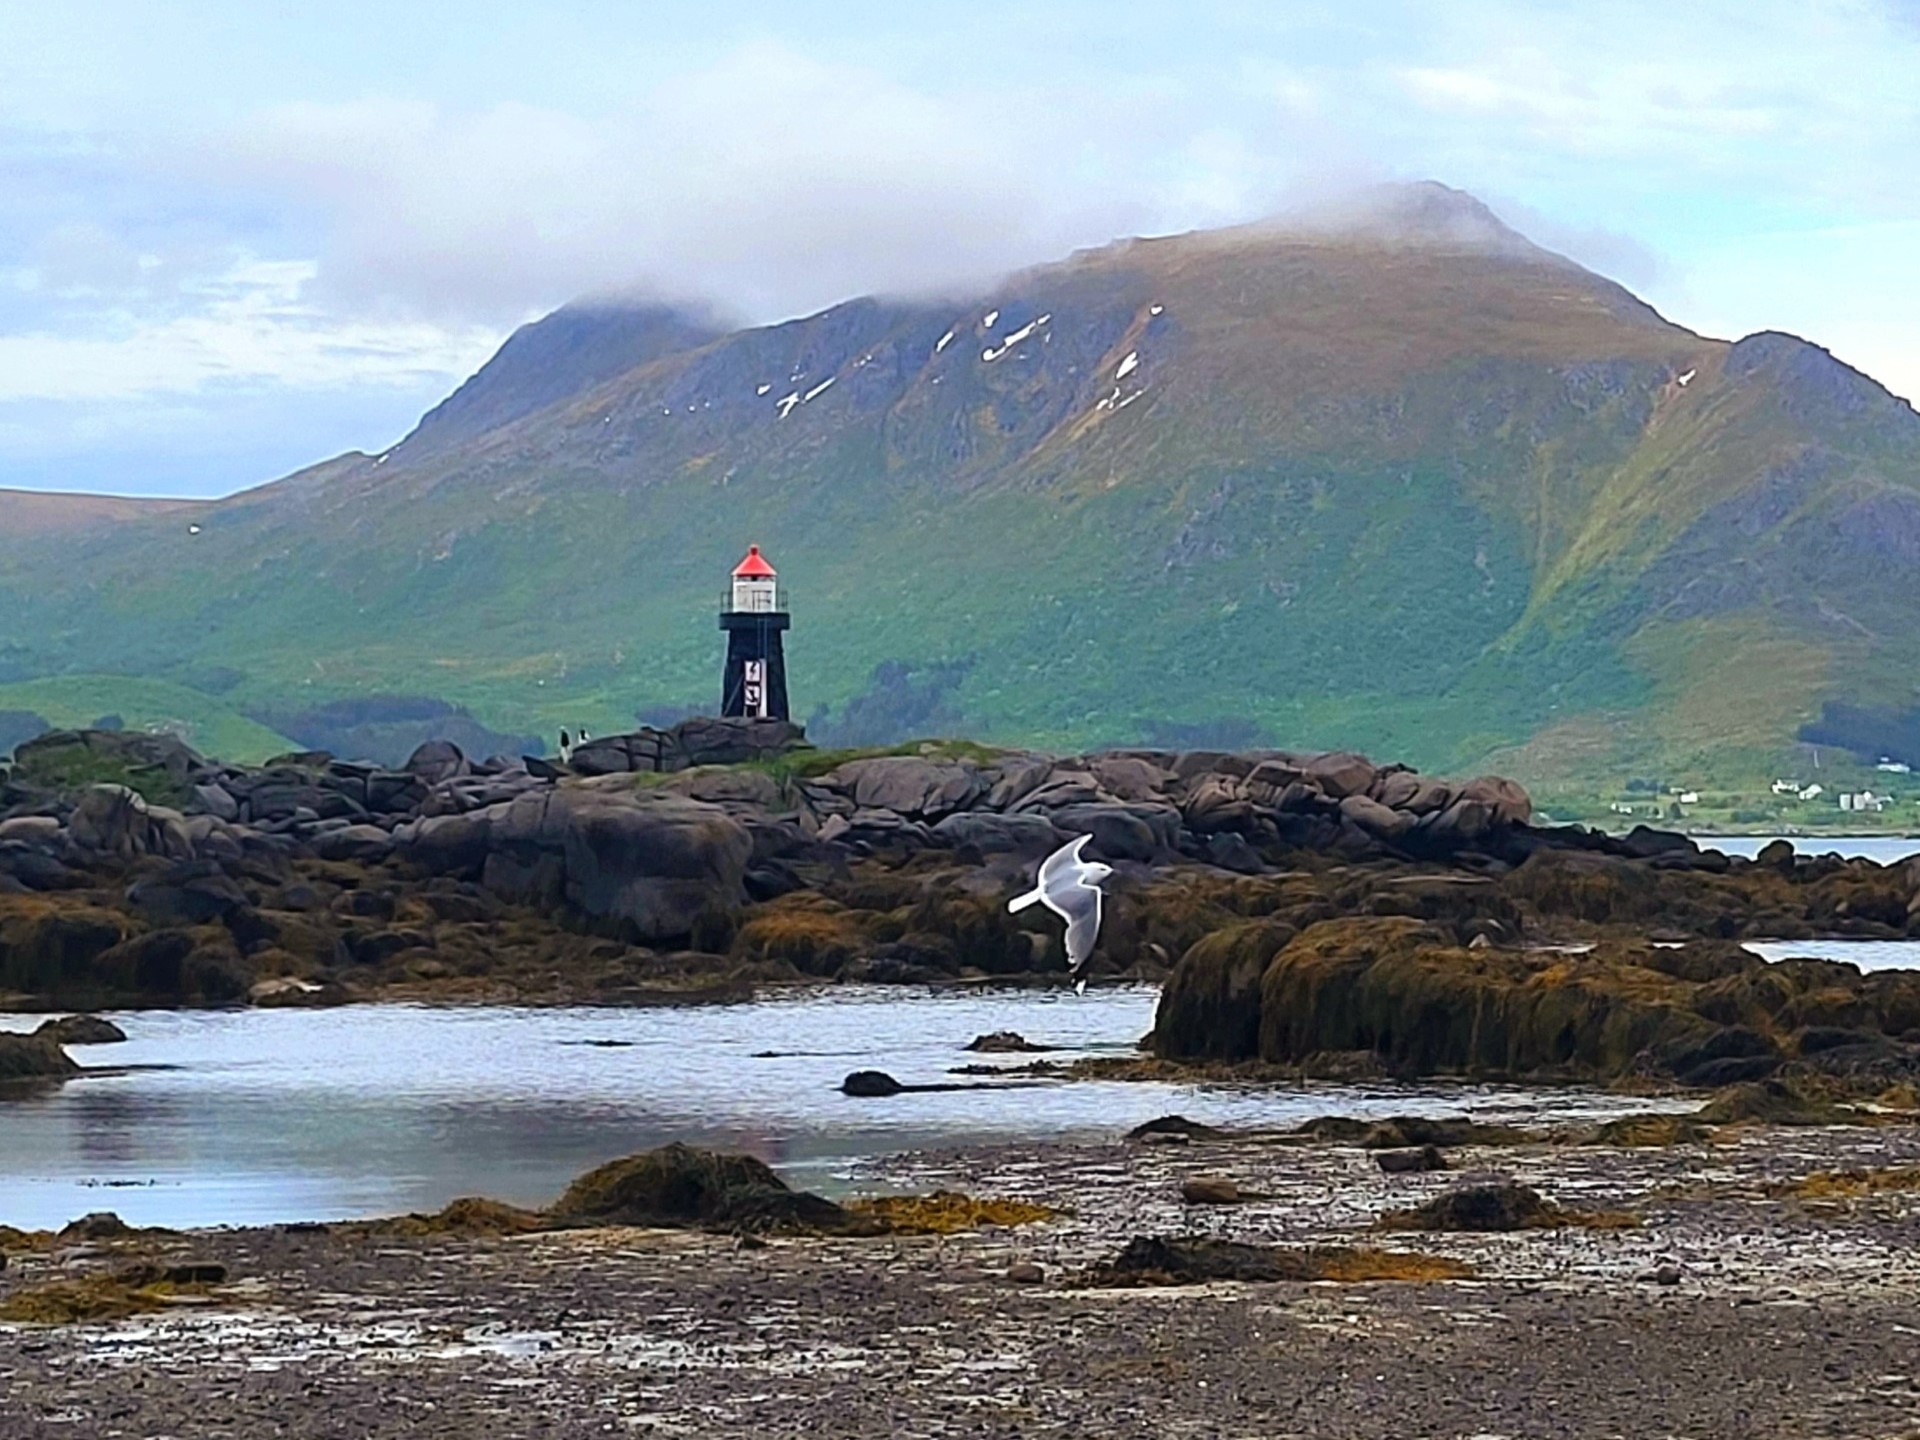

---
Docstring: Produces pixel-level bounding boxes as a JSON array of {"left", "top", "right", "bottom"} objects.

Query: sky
[{"left": 3, "top": 0, "right": 1918, "bottom": 498}]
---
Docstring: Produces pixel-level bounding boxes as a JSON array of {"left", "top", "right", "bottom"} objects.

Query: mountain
[
  {"left": 391, "top": 301, "right": 726, "bottom": 461},
  {"left": 0, "top": 488, "right": 204, "bottom": 536},
  {"left": 3, "top": 183, "right": 1917, "bottom": 800}
]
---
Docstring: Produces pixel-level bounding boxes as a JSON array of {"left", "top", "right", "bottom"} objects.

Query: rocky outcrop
[
  {"left": 8, "top": 724, "right": 1920, "bottom": 1027},
  {"left": 568, "top": 718, "right": 807, "bottom": 776},
  {"left": 1153, "top": 913, "right": 1920, "bottom": 1087},
  {"left": 395, "top": 780, "right": 753, "bottom": 942}
]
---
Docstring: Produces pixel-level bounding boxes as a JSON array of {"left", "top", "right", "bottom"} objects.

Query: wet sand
[{"left": 5, "top": 1124, "right": 1920, "bottom": 1438}]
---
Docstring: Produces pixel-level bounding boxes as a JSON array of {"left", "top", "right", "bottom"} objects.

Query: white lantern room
[{"left": 730, "top": 545, "right": 779, "bottom": 612}]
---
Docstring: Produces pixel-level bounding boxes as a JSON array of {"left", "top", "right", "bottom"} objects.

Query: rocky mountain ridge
[{"left": 5, "top": 184, "right": 1919, "bottom": 797}]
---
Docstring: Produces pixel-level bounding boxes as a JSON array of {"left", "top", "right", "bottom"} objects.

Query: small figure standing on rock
[
  {"left": 558, "top": 730, "right": 574, "bottom": 764},
  {"left": 1008, "top": 833, "right": 1111, "bottom": 993}
]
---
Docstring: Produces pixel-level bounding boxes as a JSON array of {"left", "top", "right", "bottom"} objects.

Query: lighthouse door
[{"left": 742, "top": 659, "right": 767, "bottom": 718}]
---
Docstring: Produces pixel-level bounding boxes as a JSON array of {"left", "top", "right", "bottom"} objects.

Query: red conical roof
[{"left": 733, "top": 544, "right": 776, "bottom": 578}]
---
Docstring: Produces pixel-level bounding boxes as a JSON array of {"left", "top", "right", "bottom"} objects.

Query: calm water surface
[
  {"left": 0, "top": 988, "right": 1681, "bottom": 1231},
  {"left": 1698, "top": 835, "right": 1920, "bottom": 864}
]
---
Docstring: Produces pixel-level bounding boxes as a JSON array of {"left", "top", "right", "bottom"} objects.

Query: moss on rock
[{"left": 551, "top": 1142, "right": 851, "bottom": 1233}]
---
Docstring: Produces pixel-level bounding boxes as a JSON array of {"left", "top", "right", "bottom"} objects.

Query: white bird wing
[
  {"left": 1036, "top": 834, "right": 1093, "bottom": 890},
  {"left": 1040, "top": 881, "right": 1103, "bottom": 972}
]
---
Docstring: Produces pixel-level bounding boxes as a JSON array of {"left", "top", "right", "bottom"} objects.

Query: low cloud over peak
[{"left": 3, "top": 2, "right": 1919, "bottom": 496}]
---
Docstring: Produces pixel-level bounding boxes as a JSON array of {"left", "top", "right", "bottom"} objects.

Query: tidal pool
[{"left": 0, "top": 987, "right": 1681, "bottom": 1230}]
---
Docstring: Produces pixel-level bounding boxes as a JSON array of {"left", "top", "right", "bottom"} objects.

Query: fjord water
[
  {"left": 0, "top": 988, "right": 1683, "bottom": 1232},
  {"left": 1698, "top": 835, "right": 1920, "bottom": 864}
]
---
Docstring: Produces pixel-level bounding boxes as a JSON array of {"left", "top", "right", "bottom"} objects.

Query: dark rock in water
[
  {"left": 965, "top": 1031, "right": 1049, "bottom": 1053},
  {"left": 1376, "top": 1145, "right": 1448, "bottom": 1174},
  {"left": 34, "top": 1014, "right": 126, "bottom": 1046},
  {"left": 841, "top": 1070, "right": 905, "bottom": 1097},
  {"left": 0, "top": 1032, "right": 79, "bottom": 1083},
  {"left": 551, "top": 1142, "right": 849, "bottom": 1233},
  {"left": 1379, "top": 1182, "right": 1557, "bottom": 1232},
  {"left": 1005, "top": 1261, "right": 1045, "bottom": 1285},
  {"left": 1126, "top": 1114, "right": 1225, "bottom": 1141}
]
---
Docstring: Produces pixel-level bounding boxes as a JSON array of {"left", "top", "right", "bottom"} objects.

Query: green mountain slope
[{"left": 4, "top": 184, "right": 1918, "bottom": 806}]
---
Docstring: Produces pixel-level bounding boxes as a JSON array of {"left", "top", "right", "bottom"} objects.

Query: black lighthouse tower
[{"left": 719, "top": 545, "right": 791, "bottom": 721}]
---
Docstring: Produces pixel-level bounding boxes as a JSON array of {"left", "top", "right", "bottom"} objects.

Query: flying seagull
[{"left": 1008, "top": 834, "right": 1112, "bottom": 993}]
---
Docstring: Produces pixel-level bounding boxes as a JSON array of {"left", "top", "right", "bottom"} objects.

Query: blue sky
[{"left": 4, "top": 0, "right": 1918, "bottom": 497}]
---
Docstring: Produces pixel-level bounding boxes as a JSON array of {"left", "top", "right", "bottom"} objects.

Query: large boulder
[
  {"left": 664, "top": 718, "right": 808, "bottom": 771},
  {"left": 34, "top": 1014, "right": 126, "bottom": 1045},
  {"left": 403, "top": 740, "right": 469, "bottom": 787},
  {"left": 1454, "top": 775, "right": 1533, "bottom": 826},
  {"left": 1048, "top": 803, "right": 1178, "bottom": 861},
  {"left": 1339, "top": 793, "right": 1416, "bottom": 841},
  {"left": 1304, "top": 751, "right": 1378, "bottom": 800},
  {"left": 930, "top": 811, "right": 1065, "bottom": 855},
  {"left": 826, "top": 756, "right": 984, "bottom": 820},
  {"left": 550, "top": 1142, "right": 848, "bottom": 1232},
  {"left": 126, "top": 862, "right": 250, "bottom": 925},
  {"left": 1152, "top": 920, "right": 1297, "bottom": 1060},
  {"left": 9, "top": 729, "right": 205, "bottom": 804},
  {"left": 396, "top": 780, "right": 753, "bottom": 942},
  {"left": 1253, "top": 918, "right": 1721, "bottom": 1078},
  {"left": 68, "top": 786, "right": 193, "bottom": 860},
  {"left": 0, "top": 1032, "right": 79, "bottom": 1084},
  {"left": 0, "top": 904, "right": 127, "bottom": 996},
  {"left": 1150, "top": 915, "right": 1879, "bottom": 1083}
]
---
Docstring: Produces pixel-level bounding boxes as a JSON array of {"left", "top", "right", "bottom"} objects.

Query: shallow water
[
  {"left": 0, "top": 988, "right": 1680, "bottom": 1231},
  {"left": 1698, "top": 834, "right": 1920, "bottom": 864},
  {"left": 1744, "top": 939, "right": 1920, "bottom": 970}
]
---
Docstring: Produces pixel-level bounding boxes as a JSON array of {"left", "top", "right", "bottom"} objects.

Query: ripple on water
[{"left": 0, "top": 987, "right": 1684, "bottom": 1230}]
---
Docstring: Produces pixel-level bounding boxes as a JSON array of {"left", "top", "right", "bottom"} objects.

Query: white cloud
[
  {"left": 3, "top": 2, "right": 1920, "bottom": 495},
  {"left": 198, "top": 42, "right": 1182, "bottom": 328},
  {"left": 0, "top": 254, "right": 501, "bottom": 402}
]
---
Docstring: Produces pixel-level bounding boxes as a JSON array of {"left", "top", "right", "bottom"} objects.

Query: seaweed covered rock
[
  {"left": 1081, "top": 1235, "right": 1472, "bottom": 1287},
  {"left": 1255, "top": 918, "right": 1724, "bottom": 1079},
  {"left": 1376, "top": 1145, "right": 1448, "bottom": 1174},
  {"left": 1151, "top": 920, "right": 1296, "bottom": 1061},
  {"left": 1155, "top": 913, "right": 1920, "bottom": 1086},
  {"left": 550, "top": 1142, "right": 850, "bottom": 1233},
  {"left": 33, "top": 1014, "right": 126, "bottom": 1045},
  {"left": 1378, "top": 1181, "right": 1634, "bottom": 1232},
  {"left": 965, "top": 1031, "right": 1049, "bottom": 1053},
  {"left": 0, "top": 1032, "right": 79, "bottom": 1084}
]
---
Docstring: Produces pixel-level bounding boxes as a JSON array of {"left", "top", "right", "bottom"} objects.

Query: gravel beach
[{"left": 6, "top": 1123, "right": 1920, "bottom": 1438}]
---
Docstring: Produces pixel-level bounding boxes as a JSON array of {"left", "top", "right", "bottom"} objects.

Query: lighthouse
[{"left": 719, "top": 545, "right": 791, "bottom": 720}]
